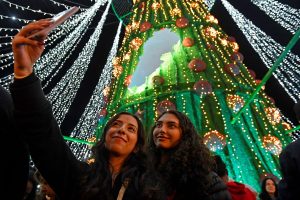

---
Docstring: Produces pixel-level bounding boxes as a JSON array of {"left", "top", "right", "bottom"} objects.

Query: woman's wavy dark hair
[
  {"left": 259, "top": 177, "right": 278, "bottom": 200},
  {"left": 148, "top": 110, "right": 214, "bottom": 199},
  {"left": 80, "top": 112, "right": 151, "bottom": 199}
]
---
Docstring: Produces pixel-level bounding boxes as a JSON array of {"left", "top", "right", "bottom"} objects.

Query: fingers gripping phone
[{"left": 28, "top": 6, "right": 79, "bottom": 40}]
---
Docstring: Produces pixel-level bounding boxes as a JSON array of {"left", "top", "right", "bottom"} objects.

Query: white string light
[
  {"left": 2, "top": 0, "right": 55, "bottom": 16},
  {"left": 0, "top": 74, "right": 13, "bottom": 89},
  {"left": 280, "top": 114, "right": 300, "bottom": 140},
  {"left": 45, "top": 10, "right": 90, "bottom": 45},
  {"left": 221, "top": 0, "right": 300, "bottom": 103},
  {"left": 69, "top": 21, "right": 122, "bottom": 160},
  {"left": 0, "top": 0, "right": 87, "bottom": 30},
  {"left": 35, "top": 12, "right": 91, "bottom": 79},
  {"left": 0, "top": 52, "right": 12, "bottom": 58},
  {"left": 0, "top": 42, "right": 12, "bottom": 47},
  {"left": 0, "top": 62, "right": 12, "bottom": 70},
  {"left": 0, "top": 8, "right": 86, "bottom": 83},
  {"left": 204, "top": 0, "right": 216, "bottom": 11},
  {"left": 0, "top": 3, "right": 101, "bottom": 90},
  {"left": 0, "top": 14, "right": 32, "bottom": 23},
  {"left": 0, "top": 27, "right": 19, "bottom": 32},
  {"left": 0, "top": 1, "right": 107, "bottom": 125},
  {"left": 251, "top": 0, "right": 300, "bottom": 34},
  {"left": 49, "top": 0, "right": 88, "bottom": 11},
  {"left": 46, "top": 0, "right": 110, "bottom": 125},
  {"left": 35, "top": 5, "right": 102, "bottom": 84},
  {"left": 0, "top": 50, "right": 13, "bottom": 70},
  {"left": 0, "top": 36, "right": 13, "bottom": 39}
]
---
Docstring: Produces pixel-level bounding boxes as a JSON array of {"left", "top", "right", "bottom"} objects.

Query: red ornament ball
[
  {"left": 230, "top": 52, "right": 244, "bottom": 64},
  {"left": 227, "top": 36, "right": 236, "bottom": 42},
  {"left": 224, "top": 63, "right": 240, "bottom": 76},
  {"left": 97, "top": 108, "right": 107, "bottom": 122},
  {"left": 247, "top": 69, "right": 256, "bottom": 79},
  {"left": 139, "top": 2, "right": 145, "bottom": 9},
  {"left": 102, "top": 96, "right": 109, "bottom": 106},
  {"left": 140, "top": 21, "right": 152, "bottom": 32},
  {"left": 113, "top": 65, "right": 123, "bottom": 78},
  {"left": 203, "top": 130, "right": 226, "bottom": 152},
  {"left": 207, "top": 43, "right": 216, "bottom": 50},
  {"left": 262, "top": 135, "right": 282, "bottom": 155},
  {"left": 193, "top": 80, "right": 213, "bottom": 95},
  {"left": 268, "top": 96, "right": 276, "bottom": 104},
  {"left": 124, "top": 75, "right": 132, "bottom": 87},
  {"left": 188, "top": 59, "right": 207, "bottom": 73},
  {"left": 255, "top": 80, "right": 265, "bottom": 90},
  {"left": 99, "top": 108, "right": 107, "bottom": 116},
  {"left": 157, "top": 100, "right": 176, "bottom": 114},
  {"left": 175, "top": 17, "right": 189, "bottom": 28},
  {"left": 152, "top": 75, "right": 164, "bottom": 86},
  {"left": 182, "top": 38, "right": 194, "bottom": 47}
]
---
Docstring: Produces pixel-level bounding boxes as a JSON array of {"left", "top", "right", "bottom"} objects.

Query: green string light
[
  {"left": 63, "top": 136, "right": 95, "bottom": 145},
  {"left": 231, "top": 28, "right": 300, "bottom": 124}
]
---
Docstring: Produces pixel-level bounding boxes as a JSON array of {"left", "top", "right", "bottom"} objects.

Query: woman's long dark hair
[
  {"left": 259, "top": 177, "right": 278, "bottom": 200},
  {"left": 148, "top": 110, "right": 214, "bottom": 199},
  {"left": 80, "top": 112, "right": 148, "bottom": 199}
]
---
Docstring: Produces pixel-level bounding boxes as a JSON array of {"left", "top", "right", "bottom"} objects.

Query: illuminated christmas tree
[{"left": 95, "top": 0, "right": 292, "bottom": 191}]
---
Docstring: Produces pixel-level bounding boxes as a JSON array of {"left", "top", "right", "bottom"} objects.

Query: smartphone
[{"left": 28, "top": 6, "right": 79, "bottom": 40}]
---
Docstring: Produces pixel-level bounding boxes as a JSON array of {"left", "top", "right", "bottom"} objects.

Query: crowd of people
[{"left": 1, "top": 17, "right": 300, "bottom": 200}]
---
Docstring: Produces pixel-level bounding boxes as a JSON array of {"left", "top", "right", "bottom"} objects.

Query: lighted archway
[{"left": 128, "top": 28, "right": 180, "bottom": 93}]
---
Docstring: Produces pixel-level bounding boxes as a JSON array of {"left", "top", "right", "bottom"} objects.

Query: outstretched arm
[{"left": 10, "top": 20, "right": 88, "bottom": 199}]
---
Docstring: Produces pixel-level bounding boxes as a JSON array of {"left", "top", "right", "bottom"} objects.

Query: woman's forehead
[
  {"left": 158, "top": 113, "right": 179, "bottom": 122},
  {"left": 116, "top": 114, "right": 138, "bottom": 126}
]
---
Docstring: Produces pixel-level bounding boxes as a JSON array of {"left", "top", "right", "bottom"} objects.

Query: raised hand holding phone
[
  {"left": 12, "top": 7, "right": 79, "bottom": 79},
  {"left": 28, "top": 6, "right": 79, "bottom": 40}
]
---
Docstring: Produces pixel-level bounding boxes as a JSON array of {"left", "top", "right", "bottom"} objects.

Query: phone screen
[
  {"left": 52, "top": 7, "right": 77, "bottom": 22},
  {"left": 28, "top": 6, "right": 79, "bottom": 39}
]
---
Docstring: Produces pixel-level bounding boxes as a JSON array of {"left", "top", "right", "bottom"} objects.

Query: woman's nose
[
  {"left": 117, "top": 125, "right": 126, "bottom": 134},
  {"left": 158, "top": 124, "right": 166, "bottom": 133}
]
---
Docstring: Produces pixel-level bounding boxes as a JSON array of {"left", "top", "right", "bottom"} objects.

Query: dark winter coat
[
  {"left": 165, "top": 171, "right": 231, "bottom": 200},
  {"left": 278, "top": 139, "right": 300, "bottom": 200},
  {"left": 1, "top": 85, "right": 29, "bottom": 199},
  {"left": 9, "top": 73, "right": 164, "bottom": 200},
  {"left": 209, "top": 172, "right": 232, "bottom": 200}
]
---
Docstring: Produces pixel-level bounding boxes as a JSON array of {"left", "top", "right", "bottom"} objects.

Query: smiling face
[
  {"left": 153, "top": 113, "right": 182, "bottom": 149},
  {"left": 105, "top": 114, "right": 139, "bottom": 157},
  {"left": 265, "top": 179, "right": 276, "bottom": 194}
]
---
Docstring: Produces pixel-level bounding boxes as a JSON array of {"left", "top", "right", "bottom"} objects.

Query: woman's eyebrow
[
  {"left": 157, "top": 120, "right": 178, "bottom": 124},
  {"left": 128, "top": 123, "right": 137, "bottom": 128},
  {"left": 115, "top": 119, "right": 137, "bottom": 128}
]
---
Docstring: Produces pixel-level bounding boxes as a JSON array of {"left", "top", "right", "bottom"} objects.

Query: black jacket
[
  {"left": 1, "top": 85, "right": 29, "bottom": 199},
  {"left": 9, "top": 74, "right": 165, "bottom": 200},
  {"left": 209, "top": 172, "right": 232, "bottom": 200},
  {"left": 278, "top": 139, "right": 300, "bottom": 200},
  {"left": 164, "top": 171, "right": 231, "bottom": 200}
]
